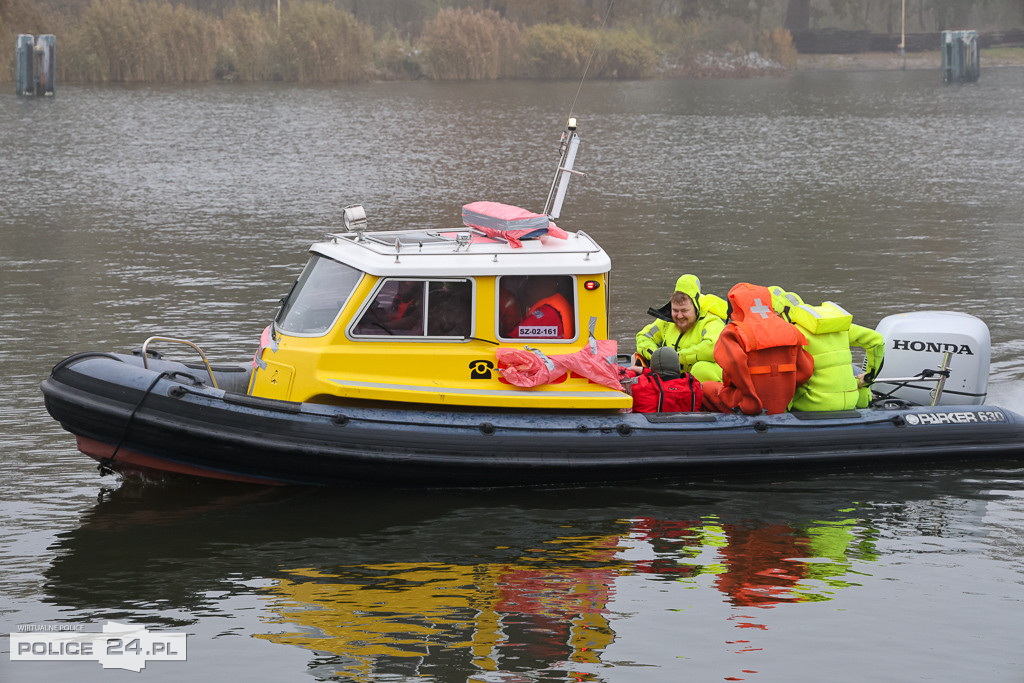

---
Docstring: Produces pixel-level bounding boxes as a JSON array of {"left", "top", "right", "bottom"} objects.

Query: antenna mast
[
  {"left": 543, "top": 118, "right": 583, "bottom": 220},
  {"left": 542, "top": 0, "right": 611, "bottom": 220}
]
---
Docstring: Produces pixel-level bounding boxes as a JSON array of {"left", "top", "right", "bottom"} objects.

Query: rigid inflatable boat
[{"left": 41, "top": 121, "right": 1024, "bottom": 486}]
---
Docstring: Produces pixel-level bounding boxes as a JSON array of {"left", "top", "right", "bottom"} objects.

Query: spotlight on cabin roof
[{"left": 342, "top": 204, "right": 367, "bottom": 232}]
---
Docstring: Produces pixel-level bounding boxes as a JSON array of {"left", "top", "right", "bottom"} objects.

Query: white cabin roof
[{"left": 310, "top": 227, "right": 611, "bottom": 277}]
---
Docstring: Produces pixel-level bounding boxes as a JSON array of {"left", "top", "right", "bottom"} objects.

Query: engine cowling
[{"left": 872, "top": 311, "right": 990, "bottom": 406}]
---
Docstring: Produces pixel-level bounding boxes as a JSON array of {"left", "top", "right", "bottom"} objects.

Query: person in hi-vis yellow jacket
[
  {"left": 635, "top": 274, "right": 727, "bottom": 384},
  {"left": 768, "top": 286, "right": 884, "bottom": 410}
]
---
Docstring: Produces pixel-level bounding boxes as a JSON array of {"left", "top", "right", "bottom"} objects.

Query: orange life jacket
[
  {"left": 728, "top": 283, "right": 806, "bottom": 353},
  {"left": 705, "top": 283, "right": 813, "bottom": 415},
  {"left": 519, "top": 293, "right": 574, "bottom": 339},
  {"left": 389, "top": 298, "right": 415, "bottom": 321}
]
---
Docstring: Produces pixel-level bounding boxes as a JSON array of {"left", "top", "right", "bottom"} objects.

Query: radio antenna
[
  {"left": 543, "top": 117, "right": 582, "bottom": 219},
  {"left": 544, "top": 0, "right": 614, "bottom": 219},
  {"left": 564, "top": 0, "right": 615, "bottom": 122}
]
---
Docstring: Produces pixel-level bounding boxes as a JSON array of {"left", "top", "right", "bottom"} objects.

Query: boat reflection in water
[
  {"left": 256, "top": 542, "right": 623, "bottom": 677},
  {"left": 47, "top": 476, "right": 967, "bottom": 680},
  {"left": 628, "top": 514, "right": 877, "bottom": 607},
  {"left": 248, "top": 506, "right": 878, "bottom": 678}
]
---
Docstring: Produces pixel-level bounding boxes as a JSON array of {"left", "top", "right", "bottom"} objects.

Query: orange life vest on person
[
  {"left": 389, "top": 298, "right": 414, "bottom": 321},
  {"left": 703, "top": 283, "right": 813, "bottom": 415},
  {"left": 514, "top": 293, "right": 574, "bottom": 339}
]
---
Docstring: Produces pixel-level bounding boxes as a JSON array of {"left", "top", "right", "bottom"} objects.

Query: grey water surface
[{"left": 3, "top": 70, "right": 1024, "bottom": 681}]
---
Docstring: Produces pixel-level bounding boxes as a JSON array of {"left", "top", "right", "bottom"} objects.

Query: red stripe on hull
[{"left": 75, "top": 436, "right": 285, "bottom": 486}]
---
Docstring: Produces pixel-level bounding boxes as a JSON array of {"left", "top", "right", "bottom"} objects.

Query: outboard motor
[{"left": 872, "top": 311, "right": 990, "bottom": 406}]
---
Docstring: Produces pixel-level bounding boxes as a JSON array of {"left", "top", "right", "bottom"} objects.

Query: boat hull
[{"left": 41, "top": 352, "right": 1024, "bottom": 487}]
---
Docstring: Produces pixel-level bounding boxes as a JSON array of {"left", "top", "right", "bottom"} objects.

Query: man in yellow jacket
[
  {"left": 768, "top": 286, "right": 884, "bottom": 410},
  {"left": 635, "top": 274, "right": 727, "bottom": 383}
]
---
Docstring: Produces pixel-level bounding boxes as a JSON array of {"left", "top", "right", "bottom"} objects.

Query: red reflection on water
[
  {"left": 715, "top": 523, "right": 807, "bottom": 608},
  {"left": 630, "top": 517, "right": 813, "bottom": 608},
  {"left": 487, "top": 533, "right": 622, "bottom": 668},
  {"left": 628, "top": 514, "right": 843, "bottom": 680}
]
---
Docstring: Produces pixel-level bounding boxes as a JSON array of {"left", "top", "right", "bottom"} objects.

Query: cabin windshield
[
  {"left": 351, "top": 278, "right": 473, "bottom": 339},
  {"left": 276, "top": 255, "right": 362, "bottom": 336}
]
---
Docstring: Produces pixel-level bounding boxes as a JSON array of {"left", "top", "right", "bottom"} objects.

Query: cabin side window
[
  {"left": 276, "top": 256, "right": 363, "bottom": 336},
  {"left": 497, "top": 275, "right": 576, "bottom": 341},
  {"left": 351, "top": 279, "right": 473, "bottom": 339}
]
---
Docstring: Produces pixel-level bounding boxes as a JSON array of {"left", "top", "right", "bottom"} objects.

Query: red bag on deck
[{"left": 627, "top": 370, "right": 703, "bottom": 413}]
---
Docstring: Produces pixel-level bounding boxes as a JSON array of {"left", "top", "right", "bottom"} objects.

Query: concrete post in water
[
  {"left": 15, "top": 35, "right": 34, "bottom": 96},
  {"left": 941, "top": 30, "right": 979, "bottom": 84},
  {"left": 34, "top": 35, "right": 56, "bottom": 96},
  {"left": 14, "top": 34, "right": 56, "bottom": 96}
]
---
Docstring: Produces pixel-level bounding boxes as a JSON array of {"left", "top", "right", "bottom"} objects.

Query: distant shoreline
[
  {"left": 6, "top": 49, "right": 1023, "bottom": 86},
  {"left": 795, "top": 48, "right": 1024, "bottom": 71}
]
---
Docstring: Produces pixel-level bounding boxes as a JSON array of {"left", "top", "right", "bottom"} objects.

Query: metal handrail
[
  {"left": 872, "top": 351, "right": 953, "bottom": 406},
  {"left": 141, "top": 336, "right": 219, "bottom": 390}
]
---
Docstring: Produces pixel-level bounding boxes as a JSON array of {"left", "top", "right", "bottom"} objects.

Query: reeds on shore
[{"left": 1, "top": 2, "right": 795, "bottom": 84}]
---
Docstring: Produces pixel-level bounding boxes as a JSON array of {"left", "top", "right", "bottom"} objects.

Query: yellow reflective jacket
[
  {"left": 636, "top": 275, "right": 726, "bottom": 383},
  {"left": 769, "top": 287, "right": 884, "bottom": 410}
]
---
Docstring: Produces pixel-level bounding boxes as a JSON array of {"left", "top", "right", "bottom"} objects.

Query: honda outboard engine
[{"left": 872, "top": 311, "right": 990, "bottom": 406}]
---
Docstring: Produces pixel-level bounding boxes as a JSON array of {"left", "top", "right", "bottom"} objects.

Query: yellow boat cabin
[{"left": 248, "top": 205, "right": 630, "bottom": 411}]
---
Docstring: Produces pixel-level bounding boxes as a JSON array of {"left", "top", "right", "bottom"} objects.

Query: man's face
[{"left": 671, "top": 296, "right": 697, "bottom": 333}]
